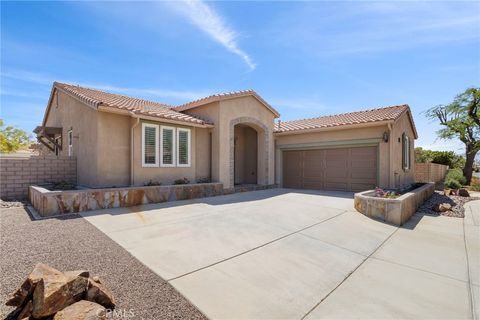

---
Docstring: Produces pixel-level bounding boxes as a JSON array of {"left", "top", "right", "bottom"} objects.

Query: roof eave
[
  {"left": 274, "top": 120, "right": 393, "bottom": 136},
  {"left": 98, "top": 105, "right": 214, "bottom": 128}
]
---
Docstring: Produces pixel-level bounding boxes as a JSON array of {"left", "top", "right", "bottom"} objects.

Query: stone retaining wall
[
  {"left": 0, "top": 156, "right": 76, "bottom": 200},
  {"left": 30, "top": 183, "right": 224, "bottom": 217},
  {"left": 354, "top": 183, "right": 435, "bottom": 226},
  {"left": 415, "top": 163, "right": 448, "bottom": 184}
]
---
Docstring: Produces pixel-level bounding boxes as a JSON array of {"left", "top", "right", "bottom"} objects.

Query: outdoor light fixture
[{"left": 383, "top": 131, "right": 389, "bottom": 142}]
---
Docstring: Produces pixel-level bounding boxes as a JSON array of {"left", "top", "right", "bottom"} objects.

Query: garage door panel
[
  {"left": 283, "top": 146, "right": 378, "bottom": 192},
  {"left": 283, "top": 151, "right": 303, "bottom": 188}
]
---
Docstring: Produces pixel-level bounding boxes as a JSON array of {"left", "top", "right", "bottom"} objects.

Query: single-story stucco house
[{"left": 35, "top": 82, "right": 417, "bottom": 192}]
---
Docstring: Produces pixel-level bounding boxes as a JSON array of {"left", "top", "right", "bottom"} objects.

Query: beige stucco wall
[
  {"left": 44, "top": 91, "right": 99, "bottom": 187},
  {"left": 131, "top": 119, "right": 211, "bottom": 186},
  {"left": 44, "top": 91, "right": 211, "bottom": 188},
  {"left": 275, "top": 124, "right": 390, "bottom": 188},
  {"left": 185, "top": 96, "right": 276, "bottom": 188},
  {"left": 390, "top": 112, "right": 416, "bottom": 188},
  {"left": 96, "top": 112, "right": 131, "bottom": 187}
]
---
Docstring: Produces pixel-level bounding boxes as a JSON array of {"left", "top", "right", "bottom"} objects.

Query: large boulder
[
  {"left": 6, "top": 263, "right": 63, "bottom": 307},
  {"left": 53, "top": 300, "right": 106, "bottom": 320},
  {"left": 458, "top": 188, "right": 470, "bottom": 197},
  {"left": 86, "top": 278, "right": 116, "bottom": 309},
  {"left": 32, "top": 273, "right": 88, "bottom": 318}
]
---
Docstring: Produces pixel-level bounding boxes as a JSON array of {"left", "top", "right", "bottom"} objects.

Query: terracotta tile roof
[
  {"left": 53, "top": 82, "right": 211, "bottom": 126},
  {"left": 174, "top": 90, "right": 280, "bottom": 117},
  {"left": 275, "top": 105, "right": 416, "bottom": 135}
]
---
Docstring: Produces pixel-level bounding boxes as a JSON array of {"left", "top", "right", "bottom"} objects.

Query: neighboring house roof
[
  {"left": 49, "top": 82, "right": 212, "bottom": 126},
  {"left": 174, "top": 90, "right": 280, "bottom": 118},
  {"left": 275, "top": 105, "right": 418, "bottom": 138}
]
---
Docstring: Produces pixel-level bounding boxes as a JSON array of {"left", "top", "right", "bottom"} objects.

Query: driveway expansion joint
[
  {"left": 300, "top": 224, "right": 401, "bottom": 320},
  {"left": 167, "top": 210, "right": 349, "bottom": 282}
]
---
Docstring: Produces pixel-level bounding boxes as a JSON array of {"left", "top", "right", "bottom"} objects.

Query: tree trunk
[{"left": 463, "top": 145, "right": 477, "bottom": 185}]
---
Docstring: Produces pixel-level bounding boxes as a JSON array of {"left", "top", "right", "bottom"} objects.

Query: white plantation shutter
[
  {"left": 177, "top": 129, "right": 190, "bottom": 166},
  {"left": 142, "top": 123, "right": 158, "bottom": 167},
  {"left": 161, "top": 126, "right": 175, "bottom": 167}
]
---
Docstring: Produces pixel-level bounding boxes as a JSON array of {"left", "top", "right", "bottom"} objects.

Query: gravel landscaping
[
  {"left": 0, "top": 207, "right": 207, "bottom": 320},
  {"left": 417, "top": 191, "right": 480, "bottom": 218},
  {"left": 0, "top": 199, "right": 26, "bottom": 209}
]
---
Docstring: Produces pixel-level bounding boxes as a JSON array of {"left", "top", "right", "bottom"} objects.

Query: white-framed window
[
  {"left": 177, "top": 128, "right": 191, "bottom": 167},
  {"left": 67, "top": 129, "right": 73, "bottom": 157},
  {"left": 402, "top": 133, "right": 410, "bottom": 171},
  {"left": 160, "top": 126, "right": 176, "bottom": 167},
  {"left": 142, "top": 123, "right": 159, "bottom": 167}
]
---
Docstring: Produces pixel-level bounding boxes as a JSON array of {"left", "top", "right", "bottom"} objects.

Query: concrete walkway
[{"left": 80, "top": 189, "right": 479, "bottom": 319}]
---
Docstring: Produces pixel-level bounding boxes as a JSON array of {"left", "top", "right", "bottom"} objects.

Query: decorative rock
[
  {"left": 32, "top": 273, "right": 88, "bottom": 318},
  {"left": 16, "top": 300, "right": 33, "bottom": 320},
  {"left": 6, "top": 263, "right": 63, "bottom": 306},
  {"left": 65, "top": 270, "right": 90, "bottom": 278},
  {"left": 53, "top": 300, "right": 106, "bottom": 320},
  {"left": 433, "top": 203, "right": 452, "bottom": 212},
  {"left": 458, "top": 188, "right": 470, "bottom": 197},
  {"left": 86, "top": 278, "right": 115, "bottom": 308}
]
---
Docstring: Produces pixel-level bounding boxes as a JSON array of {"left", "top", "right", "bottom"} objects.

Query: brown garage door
[{"left": 283, "top": 146, "right": 377, "bottom": 192}]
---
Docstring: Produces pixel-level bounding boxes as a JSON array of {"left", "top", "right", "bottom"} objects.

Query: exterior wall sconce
[{"left": 382, "top": 131, "right": 389, "bottom": 143}]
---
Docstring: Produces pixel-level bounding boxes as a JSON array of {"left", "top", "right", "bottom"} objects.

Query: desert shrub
[
  {"left": 470, "top": 177, "right": 480, "bottom": 191},
  {"left": 144, "top": 180, "right": 161, "bottom": 186},
  {"left": 444, "top": 178, "right": 462, "bottom": 190},
  {"left": 174, "top": 177, "right": 190, "bottom": 185},
  {"left": 445, "top": 168, "right": 467, "bottom": 185},
  {"left": 51, "top": 180, "right": 76, "bottom": 191},
  {"left": 196, "top": 177, "right": 211, "bottom": 183}
]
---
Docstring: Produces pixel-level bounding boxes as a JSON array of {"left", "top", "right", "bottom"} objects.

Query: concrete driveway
[{"left": 81, "top": 189, "right": 478, "bottom": 319}]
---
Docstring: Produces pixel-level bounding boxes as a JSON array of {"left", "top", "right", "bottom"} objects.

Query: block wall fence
[
  {"left": 414, "top": 162, "right": 449, "bottom": 184},
  {"left": 0, "top": 156, "right": 76, "bottom": 200}
]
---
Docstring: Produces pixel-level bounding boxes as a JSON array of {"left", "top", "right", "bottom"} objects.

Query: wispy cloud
[
  {"left": 1, "top": 70, "right": 211, "bottom": 102},
  {"left": 168, "top": 0, "right": 255, "bottom": 70}
]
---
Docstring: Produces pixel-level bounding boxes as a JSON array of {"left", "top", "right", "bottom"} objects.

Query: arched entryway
[
  {"left": 229, "top": 117, "right": 269, "bottom": 188},
  {"left": 234, "top": 124, "right": 258, "bottom": 185}
]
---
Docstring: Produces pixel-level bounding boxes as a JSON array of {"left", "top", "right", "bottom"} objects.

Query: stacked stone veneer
[
  {"left": 354, "top": 183, "right": 435, "bottom": 226},
  {"left": 30, "top": 182, "right": 224, "bottom": 217},
  {"left": 0, "top": 156, "right": 76, "bottom": 200},
  {"left": 415, "top": 163, "right": 449, "bottom": 184}
]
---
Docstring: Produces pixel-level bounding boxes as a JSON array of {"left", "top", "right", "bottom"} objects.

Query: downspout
[
  {"left": 130, "top": 113, "right": 140, "bottom": 186},
  {"left": 387, "top": 122, "right": 393, "bottom": 188}
]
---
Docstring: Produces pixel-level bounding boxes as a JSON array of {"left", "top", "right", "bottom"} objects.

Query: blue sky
[{"left": 1, "top": 1, "right": 479, "bottom": 154}]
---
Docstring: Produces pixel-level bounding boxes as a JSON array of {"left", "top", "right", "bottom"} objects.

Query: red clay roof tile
[
  {"left": 275, "top": 105, "right": 416, "bottom": 136},
  {"left": 54, "top": 82, "right": 211, "bottom": 126}
]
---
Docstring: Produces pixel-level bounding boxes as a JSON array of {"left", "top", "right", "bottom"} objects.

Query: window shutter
[
  {"left": 162, "top": 128, "right": 174, "bottom": 165},
  {"left": 144, "top": 126, "right": 157, "bottom": 165},
  {"left": 178, "top": 130, "right": 189, "bottom": 165}
]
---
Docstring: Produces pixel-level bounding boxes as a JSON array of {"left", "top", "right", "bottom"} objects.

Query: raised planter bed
[
  {"left": 29, "top": 183, "right": 224, "bottom": 217},
  {"left": 354, "top": 182, "right": 435, "bottom": 226}
]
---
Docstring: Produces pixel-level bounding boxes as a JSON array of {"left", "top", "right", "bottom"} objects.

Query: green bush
[
  {"left": 444, "top": 178, "right": 462, "bottom": 189},
  {"left": 445, "top": 168, "right": 467, "bottom": 185}
]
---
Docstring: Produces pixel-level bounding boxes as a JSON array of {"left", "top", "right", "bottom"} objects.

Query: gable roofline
[
  {"left": 275, "top": 104, "right": 418, "bottom": 138},
  {"left": 174, "top": 90, "right": 280, "bottom": 118},
  {"left": 395, "top": 105, "right": 418, "bottom": 139},
  {"left": 41, "top": 82, "right": 213, "bottom": 128}
]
